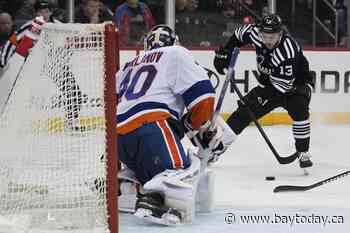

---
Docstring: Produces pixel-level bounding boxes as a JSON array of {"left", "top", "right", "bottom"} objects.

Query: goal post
[
  {"left": 0, "top": 22, "right": 119, "bottom": 233},
  {"left": 104, "top": 23, "right": 119, "bottom": 233}
]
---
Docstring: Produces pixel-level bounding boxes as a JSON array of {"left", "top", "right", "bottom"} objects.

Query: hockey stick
[
  {"left": 196, "top": 48, "right": 240, "bottom": 170},
  {"left": 213, "top": 48, "right": 240, "bottom": 121},
  {"left": 273, "top": 170, "right": 350, "bottom": 193},
  {"left": 201, "top": 66, "right": 220, "bottom": 91},
  {"left": 0, "top": 54, "right": 27, "bottom": 116},
  {"left": 230, "top": 68, "right": 298, "bottom": 165}
]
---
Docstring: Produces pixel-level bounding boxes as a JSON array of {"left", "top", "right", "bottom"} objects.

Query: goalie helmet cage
[{"left": 0, "top": 23, "right": 119, "bottom": 233}]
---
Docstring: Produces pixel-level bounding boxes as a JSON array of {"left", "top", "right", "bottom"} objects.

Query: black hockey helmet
[
  {"left": 144, "top": 24, "right": 179, "bottom": 51},
  {"left": 34, "top": 0, "right": 50, "bottom": 12},
  {"left": 259, "top": 14, "right": 283, "bottom": 33}
]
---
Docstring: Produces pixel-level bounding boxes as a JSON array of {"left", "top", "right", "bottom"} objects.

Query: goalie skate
[{"left": 134, "top": 192, "right": 182, "bottom": 226}]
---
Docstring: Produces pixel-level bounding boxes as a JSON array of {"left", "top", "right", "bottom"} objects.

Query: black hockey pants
[{"left": 226, "top": 84, "right": 311, "bottom": 152}]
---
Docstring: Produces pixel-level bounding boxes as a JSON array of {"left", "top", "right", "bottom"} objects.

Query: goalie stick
[
  {"left": 230, "top": 60, "right": 298, "bottom": 165},
  {"left": 196, "top": 48, "right": 240, "bottom": 171},
  {"left": 273, "top": 170, "right": 350, "bottom": 193}
]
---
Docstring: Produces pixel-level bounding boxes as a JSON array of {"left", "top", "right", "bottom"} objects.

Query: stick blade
[
  {"left": 278, "top": 152, "right": 299, "bottom": 164},
  {"left": 273, "top": 185, "right": 308, "bottom": 193}
]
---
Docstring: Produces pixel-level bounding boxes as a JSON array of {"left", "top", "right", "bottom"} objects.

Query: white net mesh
[{"left": 0, "top": 23, "right": 116, "bottom": 232}]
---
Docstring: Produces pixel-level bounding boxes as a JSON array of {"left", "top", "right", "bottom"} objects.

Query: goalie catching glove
[
  {"left": 182, "top": 113, "right": 235, "bottom": 159},
  {"left": 16, "top": 16, "right": 46, "bottom": 57}
]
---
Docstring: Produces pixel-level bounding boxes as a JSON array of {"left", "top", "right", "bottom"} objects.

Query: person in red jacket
[{"left": 114, "top": 0, "right": 155, "bottom": 46}]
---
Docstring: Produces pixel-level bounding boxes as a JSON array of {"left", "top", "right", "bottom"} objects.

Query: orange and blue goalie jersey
[{"left": 116, "top": 45, "right": 215, "bottom": 135}]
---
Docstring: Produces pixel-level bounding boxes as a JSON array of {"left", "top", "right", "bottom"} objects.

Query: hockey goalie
[{"left": 116, "top": 24, "right": 235, "bottom": 226}]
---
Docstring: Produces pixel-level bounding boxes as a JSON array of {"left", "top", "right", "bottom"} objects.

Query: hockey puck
[{"left": 265, "top": 176, "right": 275, "bottom": 181}]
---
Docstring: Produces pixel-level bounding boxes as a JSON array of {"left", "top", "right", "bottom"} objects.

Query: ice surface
[
  {"left": 120, "top": 124, "right": 350, "bottom": 233},
  {"left": 19, "top": 124, "right": 350, "bottom": 233}
]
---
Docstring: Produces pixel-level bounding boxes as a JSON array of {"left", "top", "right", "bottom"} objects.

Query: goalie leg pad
[
  {"left": 118, "top": 166, "right": 141, "bottom": 213},
  {"left": 142, "top": 155, "right": 201, "bottom": 223},
  {"left": 118, "top": 157, "right": 215, "bottom": 217}
]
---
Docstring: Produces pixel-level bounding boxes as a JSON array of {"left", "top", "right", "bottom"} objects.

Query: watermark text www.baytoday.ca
[{"left": 224, "top": 212, "right": 344, "bottom": 227}]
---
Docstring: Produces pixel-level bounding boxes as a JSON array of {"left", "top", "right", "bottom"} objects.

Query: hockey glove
[
  {"left": 202, "top": 123, "right": 224, "bottom": 154},
  {"left": 16, "top": 17, "right": 45, "bottom": 57},
  {"left": 182, "top": 112, "right": 226, "bottom": 156},
  {"left": 213, "top": 46, "right": 231, "bottom": 75},
  {"left": 205, "top": 116, "right": 236, "bottom": 159}
]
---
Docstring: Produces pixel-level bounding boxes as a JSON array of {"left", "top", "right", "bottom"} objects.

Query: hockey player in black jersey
[{"left": 213, "top": 14, "right": 313, "bottom": 169}]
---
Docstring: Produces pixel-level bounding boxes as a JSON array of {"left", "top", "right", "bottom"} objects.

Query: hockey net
[{"left": 0, "top": 23, "right": 118, "bottom": 233}]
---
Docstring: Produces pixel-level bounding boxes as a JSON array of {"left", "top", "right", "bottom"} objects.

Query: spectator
[
  {"left": 114, "top": 0, "right": 155, "bottom": 46},
  {"left": 0, "top": 0, "right": 60, "bottom": 68},
  {"left": 34, "top": 0, "right": 58, "bottom": 22},
  {"left": 0, "top": 12, "right": 14, "bottom": 48},
  {"left": 15, "top": 0, "right": 61, "bottom": 26},
  {"left": 222, "top": 0, "right": 237, "bottom": 18},
  {"left": 75, "top": 0, "right": 112, "bottom": 24}
]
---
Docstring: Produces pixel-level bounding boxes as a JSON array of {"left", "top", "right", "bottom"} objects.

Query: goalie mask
[{"left": 144, "top": 25, "right": 179, "bottom": 51}]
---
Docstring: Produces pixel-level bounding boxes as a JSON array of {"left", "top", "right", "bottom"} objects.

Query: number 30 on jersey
[{"left": 118, "top": 65, "right": 157, "bottom": 102}]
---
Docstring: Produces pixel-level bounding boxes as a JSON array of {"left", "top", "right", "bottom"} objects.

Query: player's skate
[
  {"left": 298, "top": 151, "right": 313, "bottom": 175},
  {"left": 134, "top": 192, "right": 182, "bottom": 226}
]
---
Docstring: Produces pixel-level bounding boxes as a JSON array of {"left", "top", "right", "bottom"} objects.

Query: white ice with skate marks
[
  {"left": 0, "top": 132, "right": 108, "bottom": 233},
  {"left": 2, "top": 125, "right": 349, "bottom": 233},
  {"left": 120, "top": 124, "right": 350, "bottom": 233}
]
